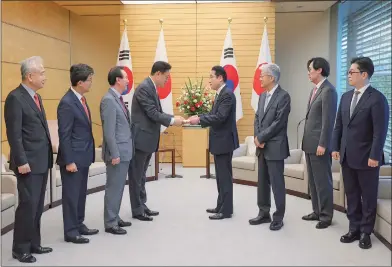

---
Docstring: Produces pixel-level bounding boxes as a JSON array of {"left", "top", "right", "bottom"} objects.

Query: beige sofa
[
  {"left": 375, "top": 166, "right": 391, "bottom": 244},
  {"left": 1, "top": 174, "right": 17, "bottom": 229},
  {"left": 283, "top": 149, "right": 309, "bottom": 196},
  {"left": 51, "top": 148, "right": 106, "bottom": 204},
  {"left": 232, "top": 136, "right": 258, "bottom": 183},
  {"left": 331, "top": 158, "right": 345, "bottom": 209}
]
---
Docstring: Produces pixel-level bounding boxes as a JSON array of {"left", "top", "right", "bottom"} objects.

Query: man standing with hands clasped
[
  {"left": 249, "top": 63, "right": 290, "bottom": 231},
  {"left": 332, "top": 57, "right": 389, "bottom": 249},
  {"left": 129, "top": 61, "right": 184, "bottom": 221},
  {"left": 187, "top": 65, "right": 239, "bottom": 220},
  {"left": 100, "top": 66, "right": 133, "bottom": 235},
  {"left": 301, "top": 57, "right": 337, "bottom": 229}
]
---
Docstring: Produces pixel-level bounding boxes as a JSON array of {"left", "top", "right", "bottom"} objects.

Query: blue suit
[
  {"left": 57, "top": 89, "right": 95, "bottom": 238},
  {"left": 332, "top": 86, "right": 389, "bottom": 234}
]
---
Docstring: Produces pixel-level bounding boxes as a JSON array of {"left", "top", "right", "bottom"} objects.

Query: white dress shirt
[{"left": 264, "top": 84, "right": 279, "bottom": 111}]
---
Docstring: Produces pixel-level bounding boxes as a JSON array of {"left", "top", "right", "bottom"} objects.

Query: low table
[{"left": 155, "top": 148, "right": 183, "bottom": 180}]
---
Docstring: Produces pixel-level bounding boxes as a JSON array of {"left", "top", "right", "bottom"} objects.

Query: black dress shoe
[
  {"left": 65, "top": 235, "right": 90, "bottom": 244},
  {"left": 12, "top": 252, "right": 36, "bottom": 263},
  {"left": 209, "top": 213, "right": 232, "bottom": 220},
  {"left": 340, "top": 231, "right": 360, "bottom": 243},
  {"left": 118, "top": 220, "right": 132, "bottom": 227},
  {"left": 206, "top": 208, "right": 218, "bottom": 214},
  {"left": 359, "top": 233, "right": 372, "bottom": 249},
  {"left": 31, "top": 246, "right": 53, "bottom": 254},
  {"left": 133, "top": 214, "right": 153, "bottom": 221},
  {"left": 316, "top": 221, "right": 331, "bottom": 229},
  {"left": 79, "top": 227, "right": 99, "bottom": 235},
  {"left": 249, "top": 215, "right": 272, "bottom": 225},
  {"left": 105, "top": 226, "right": 127, "bottom": 235},
  {"left": 270, "top": 221, "right": 284, "bottom": 231},
  {"left": 302, "top": 213, "right": 319, "bottom": 221},
  {"left": 145, "top": 209, "right": 159, "bottom": 216}
]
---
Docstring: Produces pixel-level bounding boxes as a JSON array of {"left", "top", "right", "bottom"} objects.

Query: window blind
[{"left": 338, "top": 0, "right": 392, "bottom": 162}]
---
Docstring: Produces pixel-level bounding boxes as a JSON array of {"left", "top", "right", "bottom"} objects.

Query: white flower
[
  {"left": 187, "top": 106, "right": 190, "bottom": 109},
  {"left": 191, "top": 90, "right": 195, "bottom": 94},
  {"left": 193, "top": 99, "right": 197, "bottom": 103},
  {"left": 202, "top": 98, "right": 206, "bottom": 102}
]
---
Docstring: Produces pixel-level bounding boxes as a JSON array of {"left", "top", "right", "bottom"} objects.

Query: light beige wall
[
  {"left": 121, "top": 2, "right": 276, "bottom": 162},
  {"left": 276, "top": 10, "right": 331, "bottom": 149},
  {"left": 1, "top": 1, "right": 119, "bottom": 156}
]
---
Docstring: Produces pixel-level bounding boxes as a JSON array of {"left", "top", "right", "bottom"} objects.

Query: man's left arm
[
  {"left": 319, "top": 87, "right": 338, "bottom": 148},
  {"left": 370, "top": 94, "right": 389, "bottom": 162},
  {"left": 199, "top": 93, "right": 233, "bottom": 127},
  {"left": 257, "top": 93, "right": 291, "bottom": 143}
]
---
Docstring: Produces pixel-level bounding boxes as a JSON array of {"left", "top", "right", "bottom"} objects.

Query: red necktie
[
  {"left": 81, "top": 97, "right": 90, "bottom": 121},
  {"left": 34, "top": 94, "right": 41, "bottom": 111},
  {"left": 309, "top": 87, "right": 317, "bottom": 103},
  {"left": 119, "top": 96, "right": 129, "bottom": 118}
]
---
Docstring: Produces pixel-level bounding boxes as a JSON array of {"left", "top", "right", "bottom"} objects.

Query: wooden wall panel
[
  {"left": 121, "top": 3, "right": 197, "bottom": 163},
  {"left": 2, "top": 23, "right": 70, "bottom": 70},
  {"left": 70, "top": 13, "right": 120, "bottom": 145},
  {"left": 2, "top": 1, "right": 70, "bottom": 42},
  {"left": 121, "top": 2, "right": 275, "bottom": 163}
]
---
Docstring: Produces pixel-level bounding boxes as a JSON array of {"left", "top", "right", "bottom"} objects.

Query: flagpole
[
  {"left": 264, "top": 16, "right": 268, "bottom": 24},
  {"left": 123, "top": 19, "right": 127, "bottom": 29},
  {"left": 159, "top": 18, "right": 163, "bottom": 29}
]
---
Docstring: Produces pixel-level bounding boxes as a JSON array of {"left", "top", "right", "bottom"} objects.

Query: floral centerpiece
[{"left": 176, "top": 78, "right": 216, "bottom": 117}]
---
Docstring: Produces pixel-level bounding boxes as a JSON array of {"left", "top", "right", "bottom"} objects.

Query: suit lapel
[
  {"left": 146, "top": 78, "right": 162, "bottom": 112},
  {"left": 260, "top": 86, "right": 280, "bottom": 122},
  {"left": 109, "top": 89, "right": 129, "bottom": 122},
  {"left": 19, "top": 87, "right": 51, "bottom": 141},
  {"left": 306, "top": 80, "right": 327, "bottom": 116},
  {"left": 258, "top": 93, "right": 266, "bottom": 121},
  {"left": 69, "top": 89, "right": 91, "bottom": 126},
  {"left": 349, "top": 87, "right": 372, "bottom": 123}
]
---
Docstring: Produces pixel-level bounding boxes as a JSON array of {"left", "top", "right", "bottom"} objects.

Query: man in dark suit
[
  {"left": 129, "top": 61, "right": 184, "bottom": 221},
  {"left": 4, "top": 56, "right": 53, "bottom": 263},
  {"left": 188, "top": 66, "right": 239, "bottom": 220},
  {"left": 57, "top": 64, "right": 99, "bottom": 244},
  {"left": 249, "top": 63, "right": 290, "bottom": 231},
  {"left": 301, "top": 57, "right": 338, "bottom": 229},
  {"left": 332, "top": 57, "right": 389, "bottom": 249}
]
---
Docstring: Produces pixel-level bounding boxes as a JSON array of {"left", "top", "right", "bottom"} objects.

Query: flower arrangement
[{"left": 176, "top": 77, "right": 215, "bottom": 117}]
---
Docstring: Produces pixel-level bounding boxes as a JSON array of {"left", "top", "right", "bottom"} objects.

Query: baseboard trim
[
  {"left": 374, "top": 231, "right": 392, "bottom": 251},
  {"left": 1, "top": 177, "right": 156, "bottom": 235}
]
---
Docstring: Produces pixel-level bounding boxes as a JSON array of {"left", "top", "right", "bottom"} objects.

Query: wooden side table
[
  {"left": 200, "top": 149, "right": 215, "bottom": 179},
  {"left": 155, "top": 148, "right": 183, "bottom": 180}
]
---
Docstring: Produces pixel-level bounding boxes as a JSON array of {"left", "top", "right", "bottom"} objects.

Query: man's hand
[
  {"left": 18, "top": 163, "right": 31, "bottom": 174},
  {"left": 332, "top": 151, "right": 340, "bottom": 160},
  {"left": 111, "top": 157, "right": 120, "bottom": 165},
  {"left": 316, "top": 146, "right": 326, "bottom": 156},
  {"left": 66, "top": 163, "right": 78, "bottom": 172},
  {"left": 189, "top": 116, "right": 200, "bottom": 125},
  {"left": 259, "top": 143, "right": 265, "bottom": 148},
  {"left": 254, "top": 136, "right": 260, "bottom": 147},
  {"left": 368, "top": 158, "right": 379, "bottom": 168},
  {"left": 173, "top": 116, "right": 185, "bottom": 126}
]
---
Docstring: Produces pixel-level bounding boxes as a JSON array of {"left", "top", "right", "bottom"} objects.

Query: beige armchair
[
  {"left": 284, "top": 149, "right": 309, "bottom": 197},
  {"left": 331, "top": 157, "right": 345, "bottom": 209},
  {"left": 375, "top": 173, "right": 391, "bottom": 245},
  {"left": 1, "top": 174, "right": 17, "bottom": 229},
  {"left": 232, "top": 136, "right": 258, "bottom": 183}
]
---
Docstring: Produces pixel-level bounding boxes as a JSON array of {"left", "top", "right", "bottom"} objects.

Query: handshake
[{"left": 172, "top": 115, "right": 200, "bottom": 126}]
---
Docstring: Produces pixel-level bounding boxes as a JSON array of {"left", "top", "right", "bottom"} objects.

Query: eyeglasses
[{"left": 347, "top": 70, "right": 362, "bottom": 75}]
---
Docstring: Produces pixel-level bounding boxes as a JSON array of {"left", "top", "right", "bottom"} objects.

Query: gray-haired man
[{"left": 249, "top": 63, "right": 291, "bottom": 231}]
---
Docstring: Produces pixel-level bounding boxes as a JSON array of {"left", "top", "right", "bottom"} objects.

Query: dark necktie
[{"left": 350, "top": 90, "right": 361, "bottom": 118}]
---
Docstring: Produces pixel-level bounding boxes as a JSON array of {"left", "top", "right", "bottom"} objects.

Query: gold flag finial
[
  {"left": 159, "top": 18, "right": 164, "bottom": 28},
  {"left": 264, "top": 17, "right": 268, "bottom": 24},
  {"left": 228, "top": 17, "right": 232, "bottom": 24},
  {"left": 123, "top": 19, "right": 127, "bottom": 25}
]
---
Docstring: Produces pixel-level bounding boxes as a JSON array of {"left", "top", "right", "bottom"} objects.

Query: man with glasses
[{"left": 332, "top": 57, "right": 389, "bottom": 249}]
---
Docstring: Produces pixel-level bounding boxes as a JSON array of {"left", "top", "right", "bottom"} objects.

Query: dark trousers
[
  {"left": 60, "top": 165, "right": 89, "bottom": 238},
  {"left": 341, "top": 161, "right": 380, "bottom": 234},
  {"left": 12, "top": 171, "right": 48, "bottom": 254},
  {"left": 213, "top": 152, "right": 233, "bottom": 215},
  {"left": 257, "top": 154, "right": 285, "bottom": 222},
  {"left": 128, "top": 149, "right": 151, "bottom": 216},
  {"left": 305, "top": 153, "right": 334, "bottom": 222}
]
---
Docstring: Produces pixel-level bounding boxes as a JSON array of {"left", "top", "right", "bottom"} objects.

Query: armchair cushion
[
  {"left": 232, "top": 156, "right": 256, "bottom": 171},
  {"left": 332, "top": 173, "right": 340, "bottom": 190},
  {"left": 89, "top": 162, "right": 106, "bottom": 176},
  {"left": 245, "top": 136, "right": 256, "bottom": 157},
  {"left": 284, "top": 149, "right": 303, "bottom": 164},
  {"left": 1, "top": 193, "right": 15, "bottom": 211},
  {"left": 233, "top": 144, "right": 247, "bottom": 158},
  {"left": 284, "top": 164, "right": 304, "bottom": 180},
  {"left": 377, "top": 199, "right": 391, "bottom": 224},
  {"left": 331, "top": 158, "right": 341, "bottom": 173}
]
